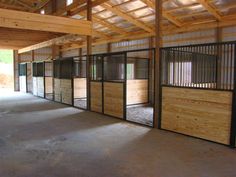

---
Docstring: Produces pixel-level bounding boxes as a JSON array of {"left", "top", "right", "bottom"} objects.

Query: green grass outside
[{"left": 0, "top": 50, "right": 13, "bottom": 64}]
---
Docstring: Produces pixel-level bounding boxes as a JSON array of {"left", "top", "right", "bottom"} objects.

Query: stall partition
[
  {"left": 44, "top": 61, "right": 53, "bottom": 100},
  {"left": 73, "top": 56, "right": 87, "bottom": 109},
  {"left": 32, "top": 62, "right": 44, "bottom": 98},
  {"left": 53, "top": 58, "right": 73, "bottom": 105},
  {"left": 90, "top": 53, "right": 126, "bottom": 119},
  {"left": 26, "top": 63, "right": 32, "bottom": 93},
  {"left": 160, "top": 42, "right": 236, "bottom": 147},
  {"left": 19, "top": 63, "right": 27, "bottom": 92}
]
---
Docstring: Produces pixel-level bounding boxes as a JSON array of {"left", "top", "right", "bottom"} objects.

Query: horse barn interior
[{"left": 1, "top": 0, "right": 236, "bottom": 176}]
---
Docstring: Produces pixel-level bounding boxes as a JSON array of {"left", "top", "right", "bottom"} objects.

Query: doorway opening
[{"left": 0, "top": 49, "right": 14, "bottom": 91}]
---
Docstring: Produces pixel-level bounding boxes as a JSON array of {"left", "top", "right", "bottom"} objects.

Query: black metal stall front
[
  {"left": 53, "top": 58, "right": 73, "bottom": 105},
  {"left": 90, "top": 52, "right": 126, "bottom": 119},
  {"left": 159, "top": 41, "right": 236, "bottom": 147}
]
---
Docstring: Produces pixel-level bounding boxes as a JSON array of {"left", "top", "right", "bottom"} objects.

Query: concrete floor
[{"left": 0, "top": 89, "right": 236, "bottom": 177}]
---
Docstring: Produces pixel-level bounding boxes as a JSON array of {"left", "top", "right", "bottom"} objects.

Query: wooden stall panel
[
  {"left": 161, "top": 87, "right": 232, "bottom": 145},
  {"left": 19, "top": 76, "right": 27, "bottom": 92},
  {"left": 61, "top": 79, "right": 72, "bottom": 105},
  {"left": 54, "top": 78, "right": 61, "bottom": 102},
  {"left": 90, "top": 82, "right": 102, "bottom": 113},
  {"left": 45, "top": 77, "right": 53, "bottom": 94},
  {"left": 74, "top": 78, "right": 87, "bottom": 98},
  {"left": 32, "top": 77, "right": 37, "bottom": 96},
  {"left": 27, "top": 64, "right": 32, "bottom": 93},
  {"left": 127, "top": 79, "right": 148, "bottom": 105},
  {"left": 104, "top": 82, "right": 124, "bottom": 119},
  {"left": 37, "top": 77, "right": 44, "bottom": 98}
]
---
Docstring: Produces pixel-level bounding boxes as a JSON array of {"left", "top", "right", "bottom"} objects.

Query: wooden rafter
[
  {"left": 101, "top": 2, "right": 155, "bottom": 34},
  {"left": 140, "top": 0, "right": 182, "bottom": 27},
  {"left": 197, "top": 0, "right": 222, "bottom": 21}
]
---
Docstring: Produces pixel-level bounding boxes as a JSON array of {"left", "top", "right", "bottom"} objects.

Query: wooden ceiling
[{"left": 1, "top": 0, "right": 236, "bottom": 52}]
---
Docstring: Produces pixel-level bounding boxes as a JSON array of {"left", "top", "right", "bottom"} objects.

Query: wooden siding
[
  {"left": 127, "top": 79, "right": 148, "bottom": 105},
  {"left": 90, "top": 81, "right": 102, "bottom": 113},
  {"left": 74, "top": 78, "right": 87, "bottom": 98},
  {"left": 104, "top": 82, "right": 124, "bottom": 119},
  {"left": 161, "top": 87, "right": 232, "bottom": 145}
]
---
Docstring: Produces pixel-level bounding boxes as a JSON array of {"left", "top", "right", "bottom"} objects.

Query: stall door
[
  {"left": 90, "top": 55, "right": 103, "bottom": 113},
  {"left": 103, "top": 53, "right": 125, "bottom": 119},
  {"left": 90, "top": 53, "right": 126, "bottom": 119},
  {"left": 19, "top": 63, "right": 27, "bottom": 92}
]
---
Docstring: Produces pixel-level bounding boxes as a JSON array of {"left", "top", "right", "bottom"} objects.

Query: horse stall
[
  {"left": 44, "top": 61, "right": 53, "bottom": 100},
  {"left": 32, "top": 62, "right": 44, "bottom": 98},
  {"left": 126, "top": 49, "right": 154, "bottom": 126},
  {"left": 53, "top": 58, "right": 73, "bottom": 105},
  {"left": 73, "top": 56, "right": 87, "bottom": 109},
  {"left": 19, "top": 63, "right": 27, "bottom": 92},
  {"left": 90, "top": 53, "right": 126, "bottom": 119},
  {"left": 160, "top": 42, "right": 236, "bottom": 147}
]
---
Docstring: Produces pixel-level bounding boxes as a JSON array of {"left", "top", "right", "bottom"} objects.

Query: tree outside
[{"left": 0, "top": 50, "right": 14, "bottom": 89}]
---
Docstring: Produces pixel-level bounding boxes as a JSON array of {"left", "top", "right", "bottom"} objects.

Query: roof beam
[
  {"left": 18, "top": 34, "right": 84, "bottom": 53},
  {"left": 0, "top": 8, "right": 92, "bottom": 35},
  {"left": 140, "top": 0, "right": 182, "bottom": 27},
  {"left": 70, "top": 0, "right": 109, "bottom": 16},
  {"left": 197, "top": 0, "right": 222, "bottom": 21},
  {"left": 101, "top": 2, "right": 155, "bottom": 34}
]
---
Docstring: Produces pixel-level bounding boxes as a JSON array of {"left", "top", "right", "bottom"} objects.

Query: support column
[
  {"left": 107, "top": 43, "right": 111, "bottom": 53},
  {"left": 13, "top": 50, "right": 19, "bottom": 91},
  {"left": 86, "top": 0, "right": 92, "bottom": 110},
  {"left": 154, "top": 0, "right": 162, "bottom": 128},
  {"left": 148, "top": 37, "right": 154, "bottom": 105}
]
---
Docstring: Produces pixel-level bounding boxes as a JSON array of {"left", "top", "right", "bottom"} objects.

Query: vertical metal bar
[
  {"left": 230, "top": 44, "right": 233, "bottom": 90},
  {"left": 124, "top": 52, "right": 127, "bottom": 120},
  {"left": 230, "top": 44, "right": 236, "bottom": 148}
]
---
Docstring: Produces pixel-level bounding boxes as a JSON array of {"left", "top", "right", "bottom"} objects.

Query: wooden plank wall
[
  {"left": 37, "top": 77, "right": 44, "bottom": 97},
  {"left": 74, "top": 78, "right": 87, "bottom": 98},
  {"left": 45, "top": 77, "right": 53, "bottom": 94},
  {"left": 90, "top": 81, "right": 102, "bottom": 113},
  {"left": 61, "top": 79, "right": 72, "bottom": 105},
  {"left": 104, "top": 82, "right": 124, "bottom": 119},
  {"left": 32, "top": 77, "right": 38, "bottom": 96},
  {"left": 161, "top": 87, "right": 232, "bottom": 145},
  {"left": 127, "top": 79, "right": 148, "bottom": 105},
  {"left": 54, "top": 78, "right": 61, "bottom": 102},
  {"left": 19, "top": 76, "right": 26, "bottom": 92}
]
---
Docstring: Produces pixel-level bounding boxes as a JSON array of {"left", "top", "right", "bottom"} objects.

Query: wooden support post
[
  {"left": 107, "top": 43, "right": 111, "bottom": 53},
  {"left": 14, "top": 50, "right": 19, "bottom": 91},
  {"left": 154, "top": 0, "right": 162, "bottom": 128},
  {"left": 87, "top": 0, "right": 92, "bottom": 110},
  {"left": 51, "top": 0, "right": 57, "bottom": 14},
  {"left": 79, "top": 48, "right": 83, "bottom": 76},
  {"left": 32, "top": 50, "right": 35, "bottom": 62},
  {"left": 216, "top": 23, "right": 222, "bottom": 89},
  {"left": 149, "top": 37, "right": 154, "bottom": 105}
]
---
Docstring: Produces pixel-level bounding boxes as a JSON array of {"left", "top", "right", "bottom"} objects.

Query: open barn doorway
[
  {"left": 0, "top": 49, "right": 14, "bottom": 91},
  {"left": 126, "top": 49, "right": 154, "bottom": 127}
]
